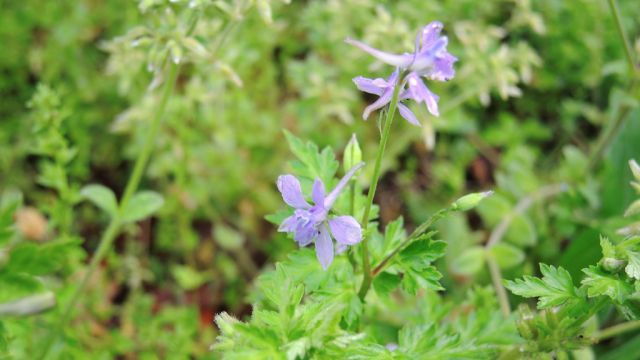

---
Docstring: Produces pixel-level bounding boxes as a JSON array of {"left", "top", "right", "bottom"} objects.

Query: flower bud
[
  {"left": 601, "top": 257, "right": 626, "bottom": 273},
  {"left": 630, "top": 159, "right": 640, "bottom": 181},
  {"left": 451, "top": 191, "right": 493, "bottom": 211},
  {"left": 344, "top": 134, "right": 362, "bottom": 173}
]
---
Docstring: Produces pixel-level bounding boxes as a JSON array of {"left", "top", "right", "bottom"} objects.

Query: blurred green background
[{"left": 0, "top": 0, "right": 638, "bottom": 357}]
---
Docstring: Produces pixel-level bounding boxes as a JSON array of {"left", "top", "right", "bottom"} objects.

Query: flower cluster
[
  {"left": 277, "top": 163, "right": 364, "bottom": 269},
  {"left": 347, "top": 21, "right": 457, "bottom": 126}
]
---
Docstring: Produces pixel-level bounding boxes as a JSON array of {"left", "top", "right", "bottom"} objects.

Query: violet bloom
[
  {"left": 277, "top": 163, "right": 364, "bottom": 269},
  {"left": 347, "top": 21, "right": 456, "bottom": 125}
]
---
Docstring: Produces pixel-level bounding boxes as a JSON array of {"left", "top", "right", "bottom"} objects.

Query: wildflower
[
  {"left": 277, "top": 163, "right": 364, "bottom": 269},
  {"left": 347, "top": 21, "right": 457, "bottom": 125}
]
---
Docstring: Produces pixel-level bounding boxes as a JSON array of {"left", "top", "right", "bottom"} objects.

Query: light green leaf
[
  {"left": 171, "top": 265, "right": 212, "bottom": 290},
  {"left": 582, "top": 266, "right": 633, "bottom": 303},
  {"left": 489, "top": 243, "right": 525, "bottom": 269},
  {"left": 625, "top": 251, "right": 640, "bottom": 280},
  {"left": 121, "top": 191, "right": 164, "bottom": 223},
  {"left": 506, "top": 264, "right": 584, "bottom": 309},
  {"left": 373, "top": 272, "right": 401, "bottom": 296},
  {"left": 81, "top": 184, "right": 118, "bottom": 217},
  {"left": 450, "top": 246, "right": 485, "bottom": 276}
]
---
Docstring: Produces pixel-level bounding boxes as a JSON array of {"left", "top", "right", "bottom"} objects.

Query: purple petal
[
  {"left": 397, "top": 103, "right": 421, "bottom": 126},
  {"left": 411, "top": 37, "right": 447, "bottom": 73},
  {"left": 324, "top": 162, "right": 365, "bottom": 209},
  {"left": 295, "top": 225, "right": 316, "bottom": 247},
  {"left": 430, "top": 52, "right": 457, "bottom": 81},
  {"left": 312, "top": 178, "right": 325, "bottom": 205},
  {"left": 420, "top": 21, "right": 444, "bottom": 49},
  {"left": 278, "top": 215, "right": 298, "bottom": 232},
  {"left": 353, "top": 76, "right": 385, "bottom": 96},
  {"left": 329, "top": 216, "right": 362, "bottom": 245},
  {"left": 316, "top": 226, "right": 334, "bottom": 270},
  {"left": 362, "top": 88, "right": 394, "bottom": 120},
  {"left": 407, "top": 75, "right": 440, "bottom": 116},
  {"left": 277, "top": 175, "right": 310, "bottom": 209},
  {"left": 336, "top": 243, "right": 348, "bottom": 254},
  {"left": 345, "top": 38, "right": 414, "bottom": 68}
]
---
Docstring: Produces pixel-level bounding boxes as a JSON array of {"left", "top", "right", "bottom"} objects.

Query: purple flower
[
  {"left": 277, "top": 163, "right": 365, "bottom": 269},
  {"left": 347, "top": 21, "right": 457, "bottom": 126}
]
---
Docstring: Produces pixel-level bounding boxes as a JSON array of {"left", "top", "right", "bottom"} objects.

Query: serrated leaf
[
  {"left": 121, "top": 191, "right": 164, "bottom": 223},
  {"left": 582, "top": 266, "right": 633, "bottom": 303},
  {"left": 506, "top": 264, "right": 583, "bottom": 309},
  {"left": 625, "top": 251, "right": 640, "bottom": 280},
  {"left": 81, "top": 184, "right": 118, "bottom": 217},
  {"left": 625, "top": 199, "right": 640, "bottom": 217},
  {"left": 373, "top": 272, "right": 401, "bottom": 296},
  {"left": 284, "top": 130, "right": 339, "bottom": 186},
  {"left": 399, "top": 236, "right": 446, "bottom": 270},
  {"left": 0, "top": 273, "right": 43, "bottom": 304},
  {"left": 401, "top": 266, "right": 444, "bottom": 294}
]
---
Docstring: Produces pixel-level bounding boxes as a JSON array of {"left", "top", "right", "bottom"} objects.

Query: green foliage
[{"left": 506, "top": 264, "right": 586, "bottom": 310}]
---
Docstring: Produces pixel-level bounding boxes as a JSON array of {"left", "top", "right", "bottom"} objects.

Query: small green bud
[
  {"left": 451, "top": 191, "right": 494, "bottom": 211},
  {"left": 630, "top": 159, "right": 640, "bottom": 181},
  {"left": 601, "top": 257, "right": 626, "bottom": 273},
  {"left": 344, "top": 134, "right": 362, "bottom": 173}
]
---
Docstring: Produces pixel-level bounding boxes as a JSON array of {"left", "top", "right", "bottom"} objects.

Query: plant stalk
[
  {"left": 595, "top": 320, "right": 640, "bottom": 342},
  {"left": 357, "top": 78, "right": 402, "bottom": 301},
  {"left": 38, "top": 62, "right": 181, "bottom": 360}
]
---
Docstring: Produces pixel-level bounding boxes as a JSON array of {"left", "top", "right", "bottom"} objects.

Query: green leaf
[
  {"left": 506, "top": 264, "right": 584, "bottom": 309},
  {"left": 450, "top": 246, "right": 485, "bottom": 276},
  {"left": 171, "top": 265, "right": 212, "bottom": 290},
  {"left": 0, "top": 273, "right": 43, "bottom": 304},
  {"left": 4, "top": 239, "right": 78, "bottom": 276},
  {"left": 81, "top": 184, "right": 118, "bottom": 217},
  {"left": 505, "top": 214, "right": 537, "bottom": 246},
  {"left": 399, "top": 236, "right": 446, "bottom": 270},
  {"left": 401, "top": 266, "right": 444, "bottom": 294},
  {"left": 214, "top": 224, "right": 244, "bottom": 250},
  {"left": 373, "top": 272, "right": 401, "bottom": 296},
  {"left": 581, "top": 266, "right": 633, "bottom": 303},
  {"left": 284, "top": 130, "right": 339, "bottom": 186},
  {"left": 121, "top": 191, "right": 164, "bottom": 223},
  {"left": 489, "top": 243, "right": 525, "bottom": 269},
  {"left": 625, "top": 251, "right": 640, "bottom": 280}
]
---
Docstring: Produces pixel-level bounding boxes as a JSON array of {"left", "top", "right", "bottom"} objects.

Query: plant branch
[
  {"left": 594, "top": 320, "right": 640, "bottom": 342},
  {"left": 358, "top": 76, "right": 403, "bottom": 301},
  {"left": 607, "top": 0, "right": 636, "bottom": 74},
  {"left": 485, "top": 183, "right": 568, "bottom": 316},
  {"left": 38, "top": 62, "right": 181, "bottom": 360}
]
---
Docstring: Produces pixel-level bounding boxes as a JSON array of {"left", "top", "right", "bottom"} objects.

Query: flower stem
[
  {"left": 588, "top": 0, "right": 637, "bottom": 170},
  {"left": 38, "top": 62, "right": 181, "bottom": 360},
  {"left": 595, "top": 320, "right": 640, "bottom": 342},
  {"left": 358, "top": 80, "right": 402, "bottom": 301},
  {"left": 372, "top": 207, "right": 451, "bottom": 277},
  {"left": 607, "top": 0, "right": 636, "bottom": 74}
]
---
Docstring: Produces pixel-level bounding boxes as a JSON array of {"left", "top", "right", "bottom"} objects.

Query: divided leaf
[{"left": 506, "top": 264, "right": 584, "bottom": 309}]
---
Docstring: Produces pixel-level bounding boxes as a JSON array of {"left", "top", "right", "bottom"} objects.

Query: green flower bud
[
  {"left": 451, "top": 191, "right": 494, "bottom": 211},
  {"left": 344, "top": 134, "right": 362, "bottom": 173},
  {"left": 601, "top": 257, "right": 626, "bottom": 273},
  {"left": 630, "top": 159, "right": 640, "bottom": 181}
]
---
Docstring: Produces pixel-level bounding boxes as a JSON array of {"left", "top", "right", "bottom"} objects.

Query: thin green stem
[
  {"left": 588, "top": 0, "right": 637, "bottom": 170},
  {"left": 595, "top": 320, "right": 640, "bottom": 342},
  {"left": 38, "top": 62, "right": 181, "bottom": 360},
  {"left": 357, "top": 78, "right": 403, "bottom": 301},
  {"left": 607, "top": 0, "right": 636, "bottom": 74},
  {"left": 372, "top": 207, "right": 451, "bottom": 277},
  {"left": 487, "top": 256, "right": 510, "bottom": 317}
]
